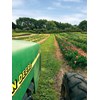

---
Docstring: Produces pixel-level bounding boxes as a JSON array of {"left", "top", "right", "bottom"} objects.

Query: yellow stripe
[
  {"left": 32, "top": 53, "right": 40, "bottom": 67},
  {"left": 12, "top": 52, "right": 40, "bottom": 96}
]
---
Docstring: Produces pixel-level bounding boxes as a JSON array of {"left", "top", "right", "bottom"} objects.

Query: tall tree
[
  {"left": 78, "top": 20, "right": 87, "bottom": 32},
  {"left": 46, "top": 21, "right": 57, "bottom": 30}
]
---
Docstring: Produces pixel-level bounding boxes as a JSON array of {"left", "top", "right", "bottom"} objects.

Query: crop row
[
  {"left": 59, "top": 32, "right": 87, "bottom": 44},
  {"left": 58, "top": 32, "right": 87, "bottom": 52},
  {"left": 55, "top": 35, "right": 87, "bottom": 69}
]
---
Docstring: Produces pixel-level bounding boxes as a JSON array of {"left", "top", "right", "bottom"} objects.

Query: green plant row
[
  {"left": 69, "top": 40, "right": 87, "bottom": 52},
  {"left": 56, "top": 35, "right": 87, "bottom": 69},
  {"left": 58, "top": 33, "right": 87, "bottom": 52},
  {"left": 59, "top": 32, "right": 87, "bottom": 44}
]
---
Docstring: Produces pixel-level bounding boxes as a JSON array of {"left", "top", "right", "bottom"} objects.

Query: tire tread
[{"left": 61, "top": 72, "right": 87, "bottom": 100}]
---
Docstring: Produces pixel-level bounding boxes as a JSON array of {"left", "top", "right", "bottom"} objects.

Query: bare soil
[
  {"left": 65, "top": 41, "right": 87, "bottom": 57},
  {"left": 70, "top": 45, "right": 87, "bottom": 57},
  {"left": 54, "top": 37, "right": 87, "bottom": 99},
  {"left": 37, "top": 34, "right": 50, "bottom": 44}
]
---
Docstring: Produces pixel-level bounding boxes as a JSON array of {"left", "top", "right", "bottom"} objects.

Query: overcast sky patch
[{"left": 12, "top": 0, "right": 87, "bottom": 25}]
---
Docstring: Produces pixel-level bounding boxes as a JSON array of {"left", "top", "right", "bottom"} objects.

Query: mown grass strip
[{"left": 33, "top": 34, "right": 61, "bottom": 100}]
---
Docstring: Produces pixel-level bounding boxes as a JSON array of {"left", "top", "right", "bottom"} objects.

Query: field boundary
[{"left": 37, "top": 34, "right": 50, "bottom": 44}]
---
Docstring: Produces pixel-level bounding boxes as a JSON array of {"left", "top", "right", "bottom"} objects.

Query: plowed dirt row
[{"left": 37, "top": 34, "right": 50, "bottom": 44}]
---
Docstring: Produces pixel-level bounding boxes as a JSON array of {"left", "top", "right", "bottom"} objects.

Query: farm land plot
[
  {"left": 12, "top": 33, "right": 50, "bottom": 43},
  {"left": 55, "top": 32, "right": 87, "bottom": 69}
]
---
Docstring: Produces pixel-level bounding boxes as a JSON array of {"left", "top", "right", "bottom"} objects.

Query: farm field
[
  {"left": 55, "top": 32, "right": 87, "bottom": 69},
  {"left": 56, "top": 32, "right": 87, "bottom": 52},
  {"left": 12, "top": 33, "right": 50, "bottom": 43},
  {"left": 12, "top": 32, "right": 87, "bottom": 99}
]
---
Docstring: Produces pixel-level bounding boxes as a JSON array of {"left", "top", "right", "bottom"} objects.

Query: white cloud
[
  {"left": 12, "top": 0, "right": 39, "bottom": 8},
  {"left": 47, "top": 7, "right": 55, "bottom": 10},
  {"left": 58, "top": 0, "right": 81, "bottom": 2},
  {"left": 12, "top": 0, "right": 86, "bottom": 25},
  {"left": 53, "top": 2, "right": 62, "bottom": 7},
  {"left": 12, "top": 0, "right": 24, "bottom": 8},
  {"left": 81, "top": 8, "right": 87, "bottom": 14},
  {"left": 52, "top": 2, "right": 71, "bottom": 9},
  {"left": 35, "top": 13, "right": 86, "bottom": 25},
  {"left": 12, "top": 11, "right": 86, "bottom": 25},
  {"left": 12, "top": 9, "right": 42, "bottom": 23},
  {"left": 58, "top": 13, "right": 86, "bottom": 25},
  {"left": 12, "top": 16, "right": 18, "bottom": 23},
  {"left": 75, "top": 6, "right": 87, "bottom": 14}
]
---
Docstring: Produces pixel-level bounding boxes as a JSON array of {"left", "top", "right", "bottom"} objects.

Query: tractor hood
[{"left": 12, "top": 40, "right": 40, "bottom": 82}]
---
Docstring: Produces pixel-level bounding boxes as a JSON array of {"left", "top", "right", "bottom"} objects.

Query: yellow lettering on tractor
[
  {"left": 18, "top": 74, "right": 23, "bottom": 84},
  {"left": 12, "top": 63, "right": 33, "bottom": 96},
  {"left": 12, "top": 80, "right": 17, "bottom": 95},
  {"left": 12, "top": 53, "right": 40, "bottom": 96}
]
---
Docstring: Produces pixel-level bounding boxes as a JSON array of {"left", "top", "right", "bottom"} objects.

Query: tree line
[{"left": 12, "top": 17, "right": 87, "bottom": 33}]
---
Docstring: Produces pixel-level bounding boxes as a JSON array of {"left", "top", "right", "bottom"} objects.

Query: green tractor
[{"left": 12, "top": 40, "right": 41, "bottom": 100}]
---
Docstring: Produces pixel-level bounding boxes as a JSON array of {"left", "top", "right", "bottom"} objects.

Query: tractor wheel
[
  {"left": 61, "top": 72, "right": 87, "bottom": 100},
  {"left": 23, "top": 79, "right": 34, "bottom": 100}
]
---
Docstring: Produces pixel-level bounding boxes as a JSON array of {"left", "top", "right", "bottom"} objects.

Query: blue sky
[{"left": 12, "top": 0, "right": 87, "bottom": 25}]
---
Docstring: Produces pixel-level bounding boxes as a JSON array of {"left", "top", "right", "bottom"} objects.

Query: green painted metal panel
[{"left": 12, "top": 40, "right": 41, "bottom": 100}]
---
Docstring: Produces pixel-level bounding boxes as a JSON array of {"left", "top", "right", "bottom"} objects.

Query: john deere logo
[{"left": 12, "top": 64, "right": 32, "bottom": 96}]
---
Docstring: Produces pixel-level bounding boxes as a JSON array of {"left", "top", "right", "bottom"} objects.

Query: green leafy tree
[
  {"left": 78, "top": 20, "right": 87, "bottom": 32},
  {"left": 46, "top": 21, "right": 57, "bottom": 30},
  {"left": 15, "top": 17, "right": 87, "bottom": 33}
]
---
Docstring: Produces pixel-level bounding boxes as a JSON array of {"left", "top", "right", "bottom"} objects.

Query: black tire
[
  {"left": 23, "top": 79, "right": 34, "bottom": 100},
  {"left": 61, "top": 72, "right": 87, "bottom": 100}
]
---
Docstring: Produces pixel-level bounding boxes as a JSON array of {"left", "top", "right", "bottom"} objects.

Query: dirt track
[{"left": 37, "top": 34, "right": 50, "bottom": 44}]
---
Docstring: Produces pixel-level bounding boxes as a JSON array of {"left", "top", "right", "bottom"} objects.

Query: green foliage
[
  {"left": 65, "top": 50, "right": 78, "bottom": 61},
  {"left": 12, "top": 17, "right": 87, "bottom": 33},
  {"left": 59, "top": 32, "right": 87, "bottom": 52},
  {"left": 65, "top": 50, "right": 87, "bottom": 68},
  {"left": 56, "top": 33, "right": 87, "bottom": 69},
  {"left": 76, "top": 56, "right": 87, "bottom": 67},
  {"left": 78, "top": 20, "right": 87, "bottom": 32},
  {"left": 71, "top": 41, "right": 87, "bottom": 52}
]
